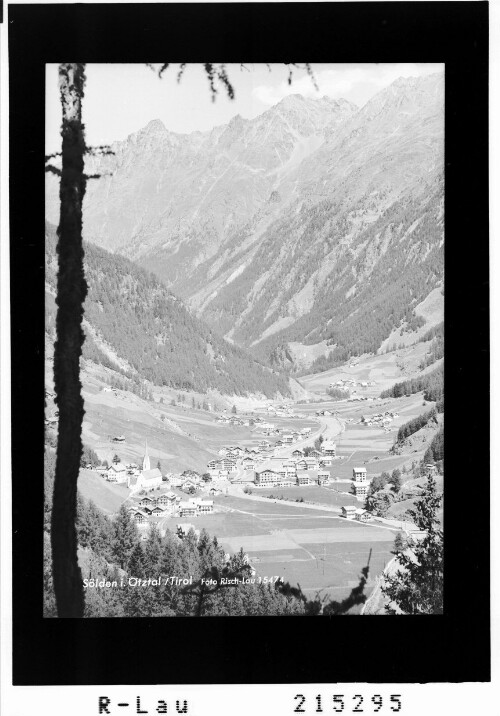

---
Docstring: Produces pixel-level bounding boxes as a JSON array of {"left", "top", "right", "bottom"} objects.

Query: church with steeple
[
  {"left": 142, "top": 438, "right": 151, "bottom": 471},
  {"left": 127, "top": 439, "right": 163, "bottom": 492}
]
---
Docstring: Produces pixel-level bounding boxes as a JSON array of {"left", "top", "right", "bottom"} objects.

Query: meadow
[
  {"left": 159, "top": 493, "right": 399, "bottom": 608},
  {"left": 255, "top": 485, "right": 357, "bottom": 507}
]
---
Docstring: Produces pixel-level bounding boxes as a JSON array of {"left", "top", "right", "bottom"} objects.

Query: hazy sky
[{"left": 46, "top": 63, "right": 443, "bottom": 153}]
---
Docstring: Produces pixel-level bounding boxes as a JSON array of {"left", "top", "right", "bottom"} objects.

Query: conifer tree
[
  {"left": 112, "top": 505, "right": 139, "bottom": 569},
  {"left": 128, "top": 542, "right": 147, "bottom": 578},
  {"left": 389, "top": 468, "right": 402, "bottom": 492},
  {"left": 197, "top": 529, "right": 225, "bottom": 574},
  {"left": 392, "top": 531, "right": 407, "bottom": 554},
  {"left": 144, "top": 524, "right": 163, "bottom": 574},
  {"left": 382, "top": 476, "right": 443, "bottom": 614}
]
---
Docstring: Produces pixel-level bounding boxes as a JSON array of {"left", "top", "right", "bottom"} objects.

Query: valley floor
[
  {"left": 53, "top": 354, "right": 440, "bottom": 612},
  {"left": 160, "top": 493, "right": 400, "bottom": 610}
]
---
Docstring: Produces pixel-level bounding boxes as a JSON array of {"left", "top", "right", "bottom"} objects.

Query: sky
[{"left": 46, "top": 63, "right": 443, "bottom": 154}]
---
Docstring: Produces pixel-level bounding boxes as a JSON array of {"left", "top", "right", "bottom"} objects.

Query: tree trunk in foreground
[{"left": 51, "top": 63, "right": 87, "bottom": 617}]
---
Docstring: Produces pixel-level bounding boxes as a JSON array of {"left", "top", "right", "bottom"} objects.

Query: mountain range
[
  {"left": 44, "top": 222, "right": 292, "bottom": 397},
  {"left": 46, "top": 72, "right": 444, "bottom": 373}
]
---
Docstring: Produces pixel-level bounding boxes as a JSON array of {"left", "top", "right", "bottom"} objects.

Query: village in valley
[
  {"left": 93, "top": 423, "right": 374, "bottom": 530},
  {"left": 45, "top": 339, "right": 443, "bottom": 608},
  {"left": 43, "top": 65, "right": 445, "bottom": 615}
]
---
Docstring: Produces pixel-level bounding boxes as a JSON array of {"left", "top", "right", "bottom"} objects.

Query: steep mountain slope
[
  {"left": 46, "top": 73, "right": 444, "bottom": 371},
  {"left": 44, "top": 223, "right": 290, "bottom": 397},
  {"left": 196, "top": 73, "right": 444, "bottom": 369},
  {"left": 46, "top": 94, "right": 357, "bottom": 268}
]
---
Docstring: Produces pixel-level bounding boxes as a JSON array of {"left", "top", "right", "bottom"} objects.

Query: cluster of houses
[
  {"left": 252, "top": 422, "right": 312, "bottom": 441},
  {"left": 94, "top": 440, "right": 226, "bottom": 527},
  {"left": 328, "top": 378, "right": 377, "bottom": 400},
  {"left": 359, "top": 411, "right": 399, "bottom": 428},
  {"left": 102, "top": 386, "right": 118, "bottom": 395},
  {"left": 204, "top": 435, "right": 346, "bottom": 489},
  {"left": 274, "top": 428, "right": 312, "bottom": 444},
  {"left": 255, "top": 403, "right": 296, "bottom": 418},
  {"left": 98, "top": 441, "right": 164, "bottom": 493},
  {"left": 97, "top": 441, "right": 227, "bottom": 499},
  {"left": 252, "top": 460, "right": 332, "bottom": 488},
  {"left": 216, "top": 411, "right": 308, "bottom": 435},
  {"left": 341, "top": 505, "right": 372, "bottom": 521},
  {"left": 330, "top": 378, "right": 375, "bottom": 390},
  {"left": 331, "top": 379, "right": 356, "bottom": 389},
  {"left": 248, "top": 454, "right": 370, "bottom": 501},
  {"left": 128, "top": 491, "right": 178, "bottom": 523},
  {"left": 128, "top": 493, "right": 215, "bottom": 525},
  {"left": 170, "top": 473, "right": 226, "bottom": 497},
  {"left": 205, "top": 429, "right": 314, "bottom": 480},
  {"left": 216, "top": 414, "right": 250, "bottom": 427}
]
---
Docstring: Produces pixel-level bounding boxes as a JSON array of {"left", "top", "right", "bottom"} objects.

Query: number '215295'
[{"left": 294, "top": 694, "right": 402, "bottom": 713}]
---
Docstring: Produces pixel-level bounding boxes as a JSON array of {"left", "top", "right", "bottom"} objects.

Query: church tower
[{"left": 142, "top": 439, "right": 150, "bottom": 472}]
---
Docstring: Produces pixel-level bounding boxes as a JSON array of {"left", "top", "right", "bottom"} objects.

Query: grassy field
[
  {"left": 256, "top": 538, "right": 395, "bottom": 612},
  {"left": 295, "top": 394, "right": 432, "bottom": 474},
  {"left": 78, "top": 469, "right": 130, "bottom": 514},
  {"left": 82, "top": 388, "right": 215, "bottom": 473},
  {"left": 255, "top": 486, "right": 357, "bottom": 507},
  {"left": 78, "top": 363, "right": 319, "bottom": 476},
  {"left": 298, "top": 341, "right": 435, "bottom": 397},
  {"left": 158, "top": 492, "right": 399, "bottom": 607},
  {"left": 161, "top": 510, "right": 272, "bottom": 538}
]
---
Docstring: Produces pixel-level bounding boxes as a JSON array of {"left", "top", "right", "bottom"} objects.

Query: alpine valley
[
  {"left": 46, "top": 71, "right": 444, "bottom": 386},
  {"left": 44, "top": 69, "right": 446, "bottom": 617}
]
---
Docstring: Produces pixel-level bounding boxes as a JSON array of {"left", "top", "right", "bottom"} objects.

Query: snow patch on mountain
[{"left": 225, "top": 264, "right": 246, "bottom": 284}]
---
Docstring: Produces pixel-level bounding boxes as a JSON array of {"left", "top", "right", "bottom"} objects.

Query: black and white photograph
[
  {"left": 43, "top": 61, "right": 445, "bottom": 619},
  {"left": 6, "top": 0, "right": 490, "bottom": 695}
]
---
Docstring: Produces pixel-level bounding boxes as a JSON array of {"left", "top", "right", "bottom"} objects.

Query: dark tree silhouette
[
  {"left": 381, "top": 476, "right": 443, "bottom": 614},
  {"left": 50, "top": 63, "right": 87, "bottom": 618},
  {"left": 278, "top": 549, "right": 372, "bottom": 615},
  {"left": 47, "top": 62, "right": 317, "bottom": 617}
]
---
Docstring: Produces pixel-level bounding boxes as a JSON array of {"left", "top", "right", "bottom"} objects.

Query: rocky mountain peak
[
  {"left": 322, "top": 96, "right": 358, "bottom": 110},
  {"left": 229, "top": 113, "right": 245, "bottom": 125},
  {"left": 353, "top": 71, "right": 444, "bottom": 127},
  {"left": 276, "top": 93, "right": 306, "bottom": 108},
  {"left": 142, "top": 118, "right": 168, "bottom": 135}
]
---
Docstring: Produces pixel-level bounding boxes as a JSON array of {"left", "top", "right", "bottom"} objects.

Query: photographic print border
[{"left": 9, "top": 1, "right": 489, "bottom": 685}]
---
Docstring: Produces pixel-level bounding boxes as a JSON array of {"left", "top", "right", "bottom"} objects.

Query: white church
[{"left": 106, "top": 440, "right": 163, "bottom": 493}]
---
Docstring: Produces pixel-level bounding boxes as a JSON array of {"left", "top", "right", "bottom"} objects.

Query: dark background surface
[{"left": 9, "top": 2, "right": 489, "bottom": 685}]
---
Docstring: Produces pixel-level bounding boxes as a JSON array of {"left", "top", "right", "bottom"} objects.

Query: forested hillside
[
  {"left": 380, "top": 363, "right": 444, "bottom": 403},
  {"left": 45, "top": 223, "right": 290, "bottom": 397},
  {"left": 418, "top": 323, "right": 444, "bottom": 369},
  {"left": 246, "top": 177, "right": 444, "bottom": 371}
]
